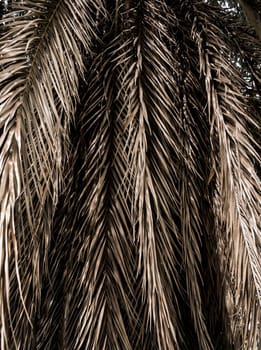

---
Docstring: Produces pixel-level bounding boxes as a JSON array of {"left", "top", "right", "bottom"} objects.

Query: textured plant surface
[{"left": 0, "top": 1, "right": 260, "bottom": 349}]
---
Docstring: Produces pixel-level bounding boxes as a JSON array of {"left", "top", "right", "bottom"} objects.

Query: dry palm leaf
[
  {"left": 0, "top": 1, "right": 260, "bottom": 349},
  {"left": 0, "top": 0, "right": 104, "bottom": 348}
]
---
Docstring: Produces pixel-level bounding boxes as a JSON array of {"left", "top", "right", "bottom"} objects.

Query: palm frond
[
  {"left": 0, "top": 1, "right": 260, "bottom": 349},
  {"left": 0, "top": 0, "right": 103, "bottom": 347},
  {"left": 191, "top": 2, "right": 261, "bottom": 348},
  {"left": 173, "top": 9, "right": 214, "bottom": 350},
  {"left": 48, "top": 36, "right": 136, "bottom": 349},
  {"left": 112, "top": 2, "right": 187, "bottom": 349}
]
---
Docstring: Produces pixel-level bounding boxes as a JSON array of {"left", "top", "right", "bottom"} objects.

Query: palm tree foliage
[{"left": 0, "top": 0, "right": 260, "bottom": 349}]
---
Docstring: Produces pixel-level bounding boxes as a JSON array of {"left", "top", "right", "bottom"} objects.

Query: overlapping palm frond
[
  {"left": 0, "top": 0, "right": 104, "bottom": 348},
  {"left": 191, "top": 2, "right": 261, "bottom": 348},
  {"left": 112, "top": 2, "right": 185, "bottom": 348},
  {"left": 0, "top": 0, "right": 260, "bottom": 349},
  {"left": 59, "top": 51, "right": 135, "bottom": 350}
]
